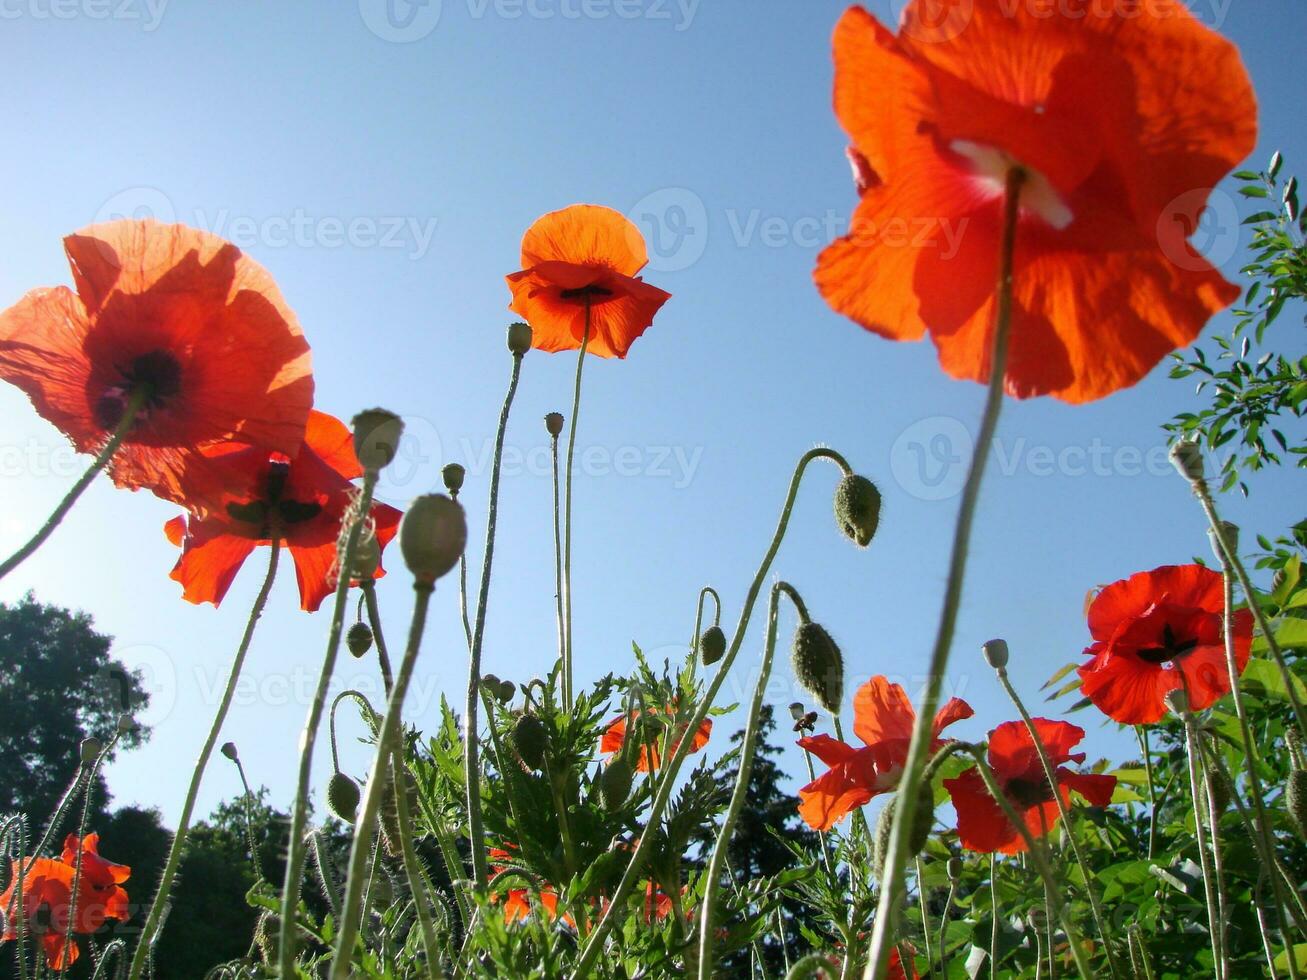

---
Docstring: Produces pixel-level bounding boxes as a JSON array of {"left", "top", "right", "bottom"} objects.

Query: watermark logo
[
  {"left": 629, "top": 188, "right": 708, "bottom": 273},
  {"left": 1157, "top": 187, "right": 1241, "bottom": 274},
  {"left": 890, "top": 416, "right": 974, "bottom": 501},
  {"left": 358, "top": 0, "right": 443, "bottom": 41}
]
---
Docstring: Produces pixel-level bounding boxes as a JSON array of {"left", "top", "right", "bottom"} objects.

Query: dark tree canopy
[{"left": 0, "top": 593, "right": 150, "bottom": 825}]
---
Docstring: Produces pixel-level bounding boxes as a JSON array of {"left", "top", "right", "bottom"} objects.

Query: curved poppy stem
[
  {"left": 551, "top": 427, "right": 565, "bottom": 676},
  {"left": 993, "top": 666, "right": 1122, "bottom": 977},
  {"left": 561, "top": 300, "right": 592, "bottom": 714},
  {"left": 226, "top": 748, "right": 264, "bottom": 882},
  {"left": 63, "top": 733, "right": 122, "bottom": 968},
  {"left": 448, "top": 485, "right": 472, "bottom": 652},
  {"left": 128, "top": 539, "right": 280, "bottom": 980},
  {"left": 276, "top": 471, "right": 378, "bottom": 976},
  {"left": 570, "top": 446, "right": 853, "bottom": 979},
  {"left": 361, "top": 579, "right": 395, "bottom": 693},
  {"left": 697, "top": 582, "right": 786, "bottom": 979},
  {"left": 861, "top": 167, "right": 1026, "bottom": 980},
  {"left": 0, "top": 388, "right": 147, "bottom": 583},
  {"left": 465, "top": 349, "right": 524, "bottom": 896},
  {"left": 330, "top": 581, "right": 435, "bottom": 979}
]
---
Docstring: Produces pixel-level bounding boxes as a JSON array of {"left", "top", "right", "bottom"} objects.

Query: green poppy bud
[
  {"left": 345, "top": 534, "right": 382, "bottom": 581},
  {"left": 327, "top": 772, "right": 361, "bottom": 823},
  {"left": 601, "top": 757, "right": 634, "bottom": 811},
  {"left": 792, "top": 622, "right": 845, "bottom": 715},
  {"left": 698, "top": 625, "right": 727, "bottom": 666},
  {"left": 513, "top": 714, "right": 549, "bottom": 770},
  {"left": 497, "top": 680, "right": 517, "bottom": 704},
  {"left": 834, "top": 474, "right": 881, "bottom": 548},
  {"left": 1206, "top": 766, "right": 1233, "bottom": 815},
  {"left": 442, "top": 463, "right": 466, "bottom": 494},
  {"left": 545, "top": 412, "right": 565, "bottom": 438},
  {"left": 80, "top": 737, "right": 103, "bottom": 765},
  {"left": 254, "top": 912, "right": 280, "bottom": 965},
  {"left": 481, "top": 673, "right": 502, "bottom": 694},
  {"left": 507, "top": 321, "right": 533, "bottom": 355},
  {"left": 873, "top": 783, "right": 934, "bottom": 880},
  {"left": 1288, "top": 770, "right": 1307, "bottom": 838},
  {"left": 947, "top": 857, "right": 963, "bottom": 881},
  {"left": 400, "top": 494, "right": 467, "bottom": 585},
  {"left": 346, "top": 622, "right": 374, "bottom": 658},
  {"left": 352, "top": 408, "right": 404, "bottom": 472}
]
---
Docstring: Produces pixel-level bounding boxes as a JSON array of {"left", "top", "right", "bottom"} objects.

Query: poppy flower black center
[
  {"left": 94, "top": 349, "right": 184, "bottom": 429},
  {"left": 225, "top": 459, "right": 322, "bottom": 535},
  {"left": 560, "top": 284, "right": 614, "bottom": 302},
  {"left": 1136, "top": 624, "right": 1199, "bottom": 665},
  {"left": 1005, "top": 775, "right": 1055, "bottom": 809}
]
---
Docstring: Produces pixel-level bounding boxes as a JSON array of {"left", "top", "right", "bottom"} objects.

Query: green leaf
[
  {"left": 1274, "top": 945, "right": 1307, "bottom": 972},
  {"left": 1240, "top": 186, "right": 1270, "bottom": 199},
  {"left": 1240, "top": 657, "right": 1307, "bottom": 703}
]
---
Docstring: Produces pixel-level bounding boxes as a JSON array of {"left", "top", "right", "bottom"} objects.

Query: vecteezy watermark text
[{"left": 0, "top": 0, "right": 168, "bottom": 30}]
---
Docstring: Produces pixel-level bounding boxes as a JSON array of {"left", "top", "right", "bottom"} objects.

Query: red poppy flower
[
  {"left": 601, "top": 706, "right": 712, "bottom": 773},
  {"left": 163, "top": 411, "right": 401, "bottom": 612},
  {"left": 944, "top": 719, "right": 1115, "bottom": 855},
  {"left": 0, "top": 220, "right": 313, "bottom": 506},
  {"left": 796, "top": 676, "right": 972, "bottom": 831},
  {"left": 58, "top": 834, "right": 130, "bottom": 932},
  {"left": 1077, "top": 564, "right": 1253, "bottom": 725},
  {"left": 814, "top": 3, "right": 1256, "bottom": 403},
  {"left": 488, "top": 848, "right": 567, "bottom": 925},
  {"left": 506, "top": 205, "right": 672, "bottom": 359}
]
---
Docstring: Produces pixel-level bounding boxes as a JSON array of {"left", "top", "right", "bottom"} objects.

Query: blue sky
[{"left": 1, "top": 0, "right": 1303, "bottom": 826}]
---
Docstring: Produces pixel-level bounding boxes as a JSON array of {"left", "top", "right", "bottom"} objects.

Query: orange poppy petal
[
  {"left": 520, "top": 205, "right": 648, "bottom": 277},
  {"left": 930, "top": 697, "right": 974, "bottom": 740},
  {"left": 852, "top": 676, "right": 918, "bottom": 747},
  {"left": 797, "top": 759, "right": 875, "bottom": 832},
  {"left": 167, "top": 518, "right": 259, "bottom": 607},
  {"left": 508, "top": 267, "right": 670, "bottom": 359}
]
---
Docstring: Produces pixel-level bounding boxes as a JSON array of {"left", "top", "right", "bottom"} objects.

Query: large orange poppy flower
[
  {"left": 944, "top": 719, "right": 1115, "bottom": 855},
  {"left": 600, "top": 705, "right": 712, "bottom": 773},
  {"left": 0, "top": 220, "right": 313, "bottom": 505},
  {"left": 506, "top": 205, "right": 672, "bottom": 358},
  {"left": 163, "top": 411, "right": 402, "bottom": 612},
  {"left": 815, "top": 3, "right": 1257, "bottom": 402},
  {"left": 796, "top": 676, "right": 972, "bottom": 831},
  {"left": 1077, "top": 564, "right": 1253, "bottom": 725}
]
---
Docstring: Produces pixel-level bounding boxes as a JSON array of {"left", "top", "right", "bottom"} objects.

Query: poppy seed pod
[
  {"left": 1287, "top": 770, "right": 1307, "bottom": 837},
  {"left": 512, "top": 714, "right": 549, "bottom": 770},
  {"left": 946, "top": 857, "right": 963, "bottom": 882},
  {"left": 220, "top": 742, "right": 239, "bottom": 762},
  {"left": 80, "top": 737, "right": 103, "bottom": 765},
  {"left": 1207, "top": 521, "right": 1239, "bottom": 562},
  {"left": 1169, "top": 439, "right": 1205, "bottom": 484},
  {"left": 497, "top": 680, "right": 517, "bottom": 704},
  {"left": 352, "top": 408, "right": 404, "bottom": 472},
  {"left": 1164, "top": 688, "right": 1191, "bottom": 715},
  {"left": 117, "top": 713, "right": 136, "bottom": 735},
  {"left": 982, "top": 639, "right": 1010, "bottom": 670},
  {"left": 698, "top": 625, "right": 727, "bottom": 666},
  {"left": 327, "top": 772, "right": 361, "bottom": 823},
  {"left": 507, "top": 321, "right": 533, "bottom": 355},
  {"left": 441, "top": 463, "right": 466, "bottom": 494},
  {"left": 601, "top": 757, "right": 634, "bottom": 811},
  {"left": 345, "top": 533, "right": 381, "bottom": 581},
  {"left": 834, "top": 474, "right": 881, "bottom": 548},
  {"left": 545, "top": 412, "right": 565, "bottom": 438},
  {"left": 400, "top": 494, "right": 467, "bottom": 584},
  {"left": 346, "top": 622, "right": 374, "bottom": 658},
  {"left": 792, "top": 622, "right": 845, "bottom": 715}
]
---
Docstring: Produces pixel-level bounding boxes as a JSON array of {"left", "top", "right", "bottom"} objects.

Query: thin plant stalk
[
  {"left": 572, "top": 446, "right": 853, "bottom": 978},
  {"left": 862, "top": 167, "right": 1026, "bottom": 980},
  {"left": 561, "top": 298, "right": 592, "bottom": 713},
  {"left": 1179, "top": 710, "right": 1226, "bottom": 979},
  {"left": 989, "top": 854, "right": 1000, "bottom": 980},
  {"left": 697, "top": 583, "right": 785, "bottom": 978},
  {"left": 388, "top": 744, "right": 442, "bottom": 978},
  {"left": 62, "top": 734, "right": 122, "bottom": 974},
  {"left": 276, "top": 472, "right": 379, "bottom": 975},
  {"left": 915, "top": 858, "right": 935, "bottom": 980},
  {"left": 1136, "top": 727, "right": 1158, "bottom": 860},
  {"left": 551, "top": 425, "right": 565, "bottom": 676},
  {"left": 362, "top": 579, "right": 396, "bottom": 691},
  {"left": 1204, "top": 761, "right": 1231, "bottom": 980},
  {"left": 937, "top": 870, "right": 958, "bottom": 980},
  {"left": 128, "top": 540, "right": 281, "bottom": 980},
  {"left": 0, "top": 388, "right": 146, "bottom": 582},
  {"left": 449, "top": 485, "right": 472, "bottom": 652},
  {"left": 331, "top": 581, "right": 436, "bottom": 979},
  {"left": 464, "top": 349, "right": 524, "bottom": 893}
]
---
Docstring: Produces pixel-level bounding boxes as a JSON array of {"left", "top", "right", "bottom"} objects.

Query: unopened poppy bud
[
  {"left": 352, "top": 408, "right": 404, "bottom": 472},
  {"left": 834, "top": 474, "right": 882, "bottom": 548},
  {"left": 220, "top": 742, "right": 239, "bottom": 762},
  {"left": 792, "top": 622, "right": 845, "bottom": 715},
  {"left": 327, "top": 773, "right": 361, "bottom": 823},
  {"left": 442, "top": 463, "right": 466, "bottom": 494},
  {"left": 947, "top": 857, "right": 963, "bottom": 881},
  {"left": 698, "top": 625, "right": 727, "bottom": 667},
  {"left": 982, "top": 639, "right": 1010, "bottom": 671},
  {"left": 1164, "top": 689, "right": 1190, "bottom": 715},
  {"left": 1169, "top": 439, "right": 1205, "bottom": 484},
  {"left": 346, "top": 622, "right": 374, "bottom": 658},
  {"left": 1207, "top": 521, "right": 1239, "bottom": 562},
  {"left": 507, "top": 321, "right": 533, "bottom": 355},
  {"left": 80, "top": 737, "right": 103, "bottom": 764},
  {"left": 1289, "top": 729, "right": 1306, "bottom": 769},
  {"left": 497, "top": 680, "right": 517, "bottom": 704},
  {"left": 254, "top": 911, "right": 280, "bottom": 965},
  {"left": 481, "top": 673, "right": 502, "bottom": 694},
  {"left": 1287, "top": 770, "right": 1307, "bottom": 837},
  {"left": 512, "top": 714, "right": 549, "bottom": 770},
  {"left": 788, "top": 702, "right": 806, "bottom": 721},
  {"left": 400, "top": 494, "right": 467, "bottom": 585},
  {"left": 1206, "top": 767, "right": 1233, "bottom": 814},
  {"left": 601, "top": 757, "right": 634, "bottom": 811},
  {"left": 346, "top": 534, "right": 381, "bottom": 581},
  {"left": 873, "top": 784, "right": 934, "bottom": 879},
  {"left": 545, "top": 412, "right": 565, "bottom": 438},
  {"left": 117, "top": 714, "right": 136, "bottom": 735}
]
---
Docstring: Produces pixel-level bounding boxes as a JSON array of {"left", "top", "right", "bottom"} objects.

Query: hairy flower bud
[
  {"left": 346, "top": 622, "right": 374, "bottom": 658},
  {"left": 982, "top": 639, "right": 1010, "bottom": 670},
  {"left": 698, "top": 625, "right": 727, "bottom": 667},
  {"left": 1288, "top": 770, "right": 1307, "bottom": 837},
  {"left": 352, "top": 408, "right": 404, "bottom": 472},
  {"left": 400, "top": 494, "right": 467, "bottom": 585},
  {"left": 545, "top": 412, "right": 565, "bottom": 438},
  {"left": 834, "top": 474, "right": 881, "bottom": 548},
  {"left": 792, "top": 622, "right": 845, "bottom": 715},
  {"left": 80, "top": 737, "right": 103, "bottom": 765},
  {"left": 873, "top": 784, "right": 934, "bottom": 880},
  {"left": 507, "top": 321, "right": 533, "bottom": 355},
  {"left": 345, "top": 533, "right": 382, "bottom": 581},
  {"left": 327, "top": 773, "right": 361, "bottom": 823},
  {"left": 1206, "top": 766, "right": 1233, "bottom": 815},
  {"left": 1169, "top": 439, "right": 1205, "bottom": 485},
  {"left": 481, "top": 673, "right": 502, "bottom": 695},
  {"left": 442, "top": 463, "right": 466, "bottom": 495},
  {"left": 497, "top": 680, "right": 517, "bottom": 704},
  {"left": 601, "top": 757, "right": 634, "bottom": 811},
  {"left": 947, "top": 857, "right": 963, "bottom": 882},
  {"left": 220, "top": 742, "right": 239, "bottom": 762},
  {"left": 512, "top": 714, "right": 549, "bottom": 770}
]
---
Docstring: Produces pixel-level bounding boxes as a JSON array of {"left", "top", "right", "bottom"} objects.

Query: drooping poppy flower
[
  {"left": 601, "top": 705, "right": 712, "bottom": 773},
  {"left": 0, "top": 219, "right": 313, "bottom": 506},
  {"left": 944, "top": 719, "right": 1115, "bottom": 855},
  {"left": 814, "top": 3, "right": 1257, "bottom": 403},
  {"left": 506, "top": 205, "right": 672, "bottom": 359},
  {"left": 163, "top": 411, "right": 402, "bottom": 612},
  {"left": 1077, "top": 564, "right": 1253, "bottom": 725},
  {"left": 796, "top": 676, "right": 972, "bottom": 831}
]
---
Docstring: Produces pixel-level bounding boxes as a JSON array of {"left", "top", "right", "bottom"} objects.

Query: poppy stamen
[
  {"left": 1136, "top": 624, "right": 1200, "bottom": 665},
  {"left": 559, "top": 284, "right": 614, "bottom": 301}
]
